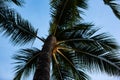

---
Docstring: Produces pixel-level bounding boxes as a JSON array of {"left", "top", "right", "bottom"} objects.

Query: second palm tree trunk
[{"left": 33, "top": 35, "right": 56, "bottom": 80}]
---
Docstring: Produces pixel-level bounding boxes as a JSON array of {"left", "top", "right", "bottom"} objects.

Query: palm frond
[
  {"left": 55, "top": 22, "right": 120, "bottom": 76},
  {"left": 71, "top": 46, "right": 120, "bottom": 76},
  {"left": 58, "top": 44, "right": 120, "bottom": 76},
  {"left": 11, "top": 0, "right": 24, "bottom": 6},
  {"left": 12, "top": 48, "right": 41, "bottom": 80},
  {"left": 88, "top": 52, "right": 119, "bottom": 76},
  {"left": 50, "top": 0, "right": 88, "bottom": 35},
  {"left": 56, "top": 23, "right": 95, "bottom": 40},
  {"left": 76, "top": 0, "right": 88, "bottom": 9},
  {"left": 52, "top": 49, "right": 90, "bottom": 80},
  {"left": 2, "top": 0, "right": 24, "bottom": 6},
  {"left": 90, "top": 33, "right": 119, "bottom": 50},
  {"left": 0, "top": 8, "right": 39, "bottom": 45},
  {"left": 0, "top": 0, "right": 8, "bottom": 8},
  {"left": 103, "top": 0, "right": 120, "bottom": 20},
  {"left": 57, "top": 23, "right": 119, "bottom": 51},
  {"left": 52, "top": 64, "right": 89, "bottom": 80}
]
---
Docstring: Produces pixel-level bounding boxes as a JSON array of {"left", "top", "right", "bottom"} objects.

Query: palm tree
[
  {"left": 0, "top": 0, "right": 120, "bottom": 80},
  {"left": 13, "top": 24, "right": 120, "bottom": 80}
]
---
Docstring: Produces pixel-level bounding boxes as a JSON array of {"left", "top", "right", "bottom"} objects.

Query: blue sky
[{"left": 0, "top": 0, "right": 120, "bottom": 80}]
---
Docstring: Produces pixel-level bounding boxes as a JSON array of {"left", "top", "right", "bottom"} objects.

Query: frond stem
[
  {"left": 58, "top": 46, "right": 120, "bottom": 70},
  {"left": 23, "top": 51, "right": 41, "bottom": 68},
  {"left": 53, "top": 54, "right": 63, "bottom": 80},
  {"left": 57, "top": 49, "right": 84, "bottom": 79},
  {"left": 53, "top": 0, "right": 69, "bottom": 36},
  {"left": 53, "top": 53, "right": 59, "bottom": 64},
  {"left": 57, "top": 50, "right": 75, "bottom": 68},
  {"left": 73, "top": 48, "right": 120, "bottom": 70},
  {"left": 16, "top": 25, "right": 44, "bottom": 42},
  {"left": 0, "top": 10, "right": 44, "bottom": 42},
  {"left": 57, "top": 38, "right": 95, "bottom": 44}
]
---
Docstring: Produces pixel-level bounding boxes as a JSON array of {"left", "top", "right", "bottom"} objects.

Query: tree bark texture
[{"left": 33, "top": 35, "right": 56, "bottom": 80}]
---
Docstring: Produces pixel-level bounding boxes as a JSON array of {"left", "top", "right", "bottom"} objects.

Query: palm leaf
[
  {"left": 57, "top": 23, "right": 119, "bottom": 51},
  {"left": 55, "top": 23, "right": 120, "bottom": 76},
  {"left": 50, "top": 0, "right": 88, "bottom": 35},
  {"left": 56, "top": 23, "right": 95, "bottom": 40},
  {"left": 13, "top": 48, "right": 41, "bottom": 80},
  {"left": 90, "top": 33, "right": 119, "bottom": 51},
  {"left": 11, "top": 0, "right": 24, "bottom": 6},
  {"left": 2, "top": 0, "right": 24, "bottom": 6},
  {"left": 73, "top": 46, "right": 120, "bottom": 76},
  {"left": 0, "top": 0, "right": 8, "bottom": 7},
  {"left": 0, "top": 8, "right": 39, "bottom": 45},
  {"left": 103, "top": 0, "right": 120, "bottom": 19},
  {"left": 57, "top": 44, "right": 120, "bottom": 76},
  {"left": 52, "top": 50, "right": 90, "bottom": 80}
]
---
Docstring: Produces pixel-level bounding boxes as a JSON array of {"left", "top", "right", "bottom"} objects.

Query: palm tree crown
[{"left": 0, "top": 0, "right": 120, "bottom": 80}]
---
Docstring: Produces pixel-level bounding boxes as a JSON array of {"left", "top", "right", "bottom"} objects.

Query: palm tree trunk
[{"left": 33, "top": 35, "right": 56, "bottom": 80}]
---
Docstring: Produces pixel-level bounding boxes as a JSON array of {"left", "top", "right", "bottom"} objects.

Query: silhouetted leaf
[
  {"left": 0, "top": 8, "right": 38, "bottom": 45},
  {"left": 13, "top": 48, "right": 41, "bottom": 80},
  {"left": 103, "top": 0, "right": 120, "bottom": 20}
]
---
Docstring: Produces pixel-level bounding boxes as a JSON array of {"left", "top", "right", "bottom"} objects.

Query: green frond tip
[
  {"left": 0, "top": 8, "right": 38, "bottom": 46},
  {"left": 4, "top": 0, "right": 24, "bottom": 6},
  {"left": 12, "top": 48, "right": 41, "bottom": 80},
  {"left": 11, "top": 0, "right": 24, "bottom": 6},
  {"left": 103, "top": 0, "right": 120, "bottom": 20},
  {"left": 1, "top": 0, "right": 24, "bottom": 6}
]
